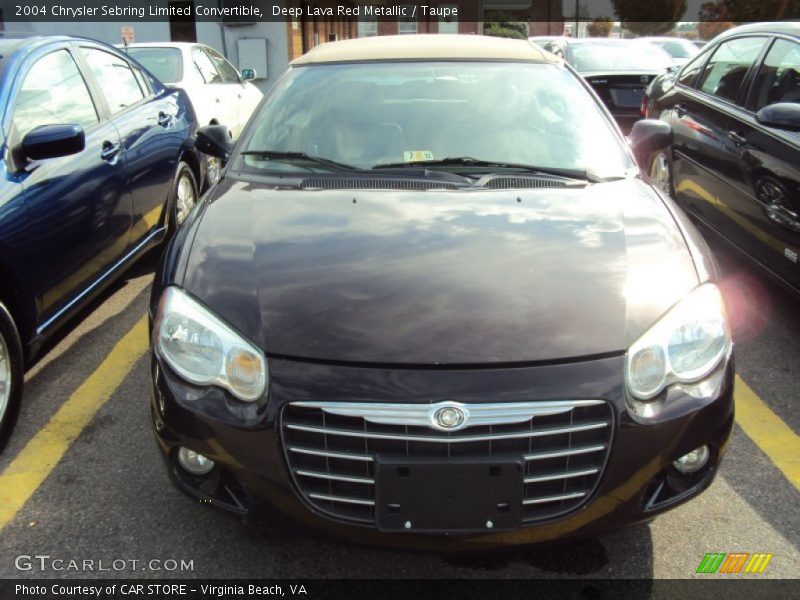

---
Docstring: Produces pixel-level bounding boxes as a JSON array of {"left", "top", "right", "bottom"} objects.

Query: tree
[
  {"left": 713, "top": 0, "right": 790, "bottom": 21},
  {"left": 697, "top": 0, "right": 800, "bottom": 28},
  {"left": 483, "top": 10, "right": 528, "bottom": 40},
  {"left": 587, "top": 17, "right": 613, "bottom": 38},
  {"left": 612, "top": 0, "right": 687, "bottom": 35},
  {"left": 696, "top": 1, "right": 736, "bottom": 40},
  {"left": 698, "top": 20, "right": 735, "bottom": 40}
]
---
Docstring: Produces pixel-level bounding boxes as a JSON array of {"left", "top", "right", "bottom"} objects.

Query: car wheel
[
  {"left": 0, "top": 302, "right": 24, "bottom": 451},
  {"left": 649, "top": 150, "right": 674, "bottom": 198},
  {"left": 170, "top": 162, "right": 199, "bottom": 230},
  {"left": 756, "top": 176, "right": 800, "bottom": 232},
  {"left": 206, "top": 155, "right": 221, "bottom": 188}
]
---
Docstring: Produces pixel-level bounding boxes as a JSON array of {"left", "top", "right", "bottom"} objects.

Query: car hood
[{"left": 181, "top": 177, "right": 699, "bottom": 365}]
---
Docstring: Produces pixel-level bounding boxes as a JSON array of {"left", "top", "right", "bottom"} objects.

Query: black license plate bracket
[{"left": 375, "top": 457, "right": 524, "bottom": 533}]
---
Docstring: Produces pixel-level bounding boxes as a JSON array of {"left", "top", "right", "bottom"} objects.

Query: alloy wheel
[
  {"left": 757, "top": 178, "right": 800, "bottom": 231},
  {"left": 649, "top": 151, "right": 672, "bottom": 197},
  {"left": 0, "top": 331, "right": 10, "bottom": 425},
  {"left": 757, "top": 179, "right": 786, "bottom": 209},
  {"left": 206, "top": 156, "right": 221, "bottom": 187},
  {"left": 175, "top": 172, "right": 197, "bottom": 227}
]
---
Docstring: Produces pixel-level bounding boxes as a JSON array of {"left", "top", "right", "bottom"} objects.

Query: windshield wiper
[
  {"left": 373, "top": 157, "right": 616, "bottom": 183},
  {"left": 241, "top": 150, "right": 356, "bottom": 171}
]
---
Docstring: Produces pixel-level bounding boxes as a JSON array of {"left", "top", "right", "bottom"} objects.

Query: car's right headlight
[
  {"left": 625, "top": 283, "right": 730, "bottom": 401},
  {"left": 153, "top": 286, "right": 267, "bottom": 402}
]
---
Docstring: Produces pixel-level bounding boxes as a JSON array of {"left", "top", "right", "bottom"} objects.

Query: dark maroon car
[{"left": 147, "top": 35, "right": 733, "bottom": 550}]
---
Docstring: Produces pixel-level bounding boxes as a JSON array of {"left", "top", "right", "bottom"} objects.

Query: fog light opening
[
  {"left": 151, "top": 405, "right": 165, "bottom": 432},
  {"left": 177, "top": 446, "right": 215, "bottom": 475},
  {"left": 673, "top": 445, "right": 710, "bottom": 474}
]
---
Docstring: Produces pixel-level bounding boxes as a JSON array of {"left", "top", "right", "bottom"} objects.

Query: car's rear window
[
  {"left": 655, "top": 40, "right": 699, "bottom": 59},
  {"left": 126, "top": 47, "right": 183, "bottom": 83},
  {"left": 568, "top": 43, "right": 674, "bottom": 72}
]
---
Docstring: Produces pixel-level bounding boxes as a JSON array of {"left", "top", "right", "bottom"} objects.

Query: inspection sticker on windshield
[{"left": 404, "top": 151, "right": 434, "bottom": 162}]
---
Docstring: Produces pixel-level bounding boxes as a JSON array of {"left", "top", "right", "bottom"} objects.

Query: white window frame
[
  {"left": 438, "top": 4, "right": 458, "bottom": 34},
  {"left": 359, "top": 17, "right": 378, "bottom": 37},
  {"left": 398, "top": 5, "right": 418, "bottom": 35}
]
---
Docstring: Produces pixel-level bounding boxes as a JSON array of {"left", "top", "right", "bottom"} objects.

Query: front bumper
[{"left": 150, "top": 352, "right": 734, "bottom": 551}]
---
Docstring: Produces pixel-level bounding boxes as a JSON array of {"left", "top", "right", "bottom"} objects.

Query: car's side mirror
[
  {"left": 196, "top": 125, "right": 234, "bottom": 161},
  {"left": 22, "top": 124, "right": 85, "bottom": 161},
  {"left": 241, "top": 68, "right": 256, "bottom": 81},
  {"left": 756, "top": 102, "right": 800, "bottom": 132},
  {"left": 629, "top": 119, "right": 672, "bottom": 170}
]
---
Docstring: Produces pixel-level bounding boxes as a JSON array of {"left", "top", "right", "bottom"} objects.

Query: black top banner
[{"left": 0, "top": 0, "right": 798, "bottom": 23}]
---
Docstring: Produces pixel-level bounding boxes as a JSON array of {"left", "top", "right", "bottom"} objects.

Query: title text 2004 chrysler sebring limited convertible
[{"left": 148, "top": 36, "right": 734, "bottom": 550}]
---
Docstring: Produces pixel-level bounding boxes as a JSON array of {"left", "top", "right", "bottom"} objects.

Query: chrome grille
[{"left": 281, "top": 400, "right": 613, "bottom": 527}]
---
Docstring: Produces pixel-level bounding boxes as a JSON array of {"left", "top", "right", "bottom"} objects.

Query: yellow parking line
[
  {"left": 0, "top": 316, "right": 148, "bottom": 532},
  {"left": 0, "top": 311, "right": 797, "bottom": 534},
  {"left": 735, "top": 375, "right": 800, "bottom": 490}
]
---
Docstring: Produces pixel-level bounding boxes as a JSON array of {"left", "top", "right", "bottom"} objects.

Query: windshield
[
  {"left": 126, "top": 47, "right": 183, "bottom": 83},
  {"left": 652, "top": 39, "right": 699, "bottom": 59},
  {"left": 567, "top": 43, "right": 674, "bottom": 72},
  {"left": 237, "top": 61, "right": 633, "bottom": 177}
]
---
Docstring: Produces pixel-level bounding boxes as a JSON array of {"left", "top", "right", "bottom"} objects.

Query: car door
[
  {"left": 78, "top": 45, "right": 179, "bottom": 247},
  {"left": 191, "top": 46, "right": 239, "bottom": 136},
  {"left": 202, "top": 46, "right": 254, "bottom": 138},
  {"left": 669, "top": 36, "right": 769, "bottom": 260},
  {"left": 5, "top": 45, "right": 131, "bottom": 329},
  {"left": 731, "top": 37, "right": 800, "bottom": 289}
]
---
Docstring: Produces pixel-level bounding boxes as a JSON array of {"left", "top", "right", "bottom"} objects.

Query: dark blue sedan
[{"left": 0, "top": 36, "right": 203, "bottom": 449}]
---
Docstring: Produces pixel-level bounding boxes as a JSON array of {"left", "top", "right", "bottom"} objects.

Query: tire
[
  {"left": 169, "top": 161, "right": 199, "bottom": 232},
  {"left": 648, "top": 149, "right": 674, "bottom": 198},
  {"left": 0, "top": 302, "right": 24, "bottom": 452}
]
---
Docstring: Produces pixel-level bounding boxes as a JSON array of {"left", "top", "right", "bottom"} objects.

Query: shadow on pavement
[
  {"left": 707, "top": 238, "right": 800, "bottom": 552},
  {"left": 27, "top": 249, "right": 160, "bottom": 371},
  {"left": 1, "top": 257, "right": 158, "bottom": 463}
]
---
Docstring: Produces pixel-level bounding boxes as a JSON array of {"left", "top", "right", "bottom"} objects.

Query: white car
[
  {"left": 639, "top": 36, "right": 700, "bottom": 67},
  {"left": 121, "top": 42, "right": 263, "bottom": 186}
]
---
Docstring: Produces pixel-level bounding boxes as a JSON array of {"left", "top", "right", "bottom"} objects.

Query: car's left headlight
[
  {"left": 153, "top": 286, "right": 267, "bottom": 402},
  {"left": 625, "top": 283, "right": 730, "bottom": 401}
]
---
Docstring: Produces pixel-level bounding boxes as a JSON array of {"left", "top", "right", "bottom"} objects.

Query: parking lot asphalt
[{"left": 0, "top": 239, "right": 798, "bottom": 580}]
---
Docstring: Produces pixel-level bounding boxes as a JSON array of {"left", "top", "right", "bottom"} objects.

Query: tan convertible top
[{"left": 291, "top": 34, "right": 557, "bottom": 65}]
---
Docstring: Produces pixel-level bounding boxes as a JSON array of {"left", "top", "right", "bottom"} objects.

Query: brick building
[{"left": 17, "top": 0, "right": 564, "bottom": 91}]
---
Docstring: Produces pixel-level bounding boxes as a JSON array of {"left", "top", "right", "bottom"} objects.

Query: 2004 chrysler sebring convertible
[{"left": 148, "top": 35, "right": 734, "bottom": 549}]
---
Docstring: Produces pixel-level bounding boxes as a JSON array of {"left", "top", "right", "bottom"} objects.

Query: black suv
[{"left": 645, "top": 22, "right": 800, "bottom": 295}]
